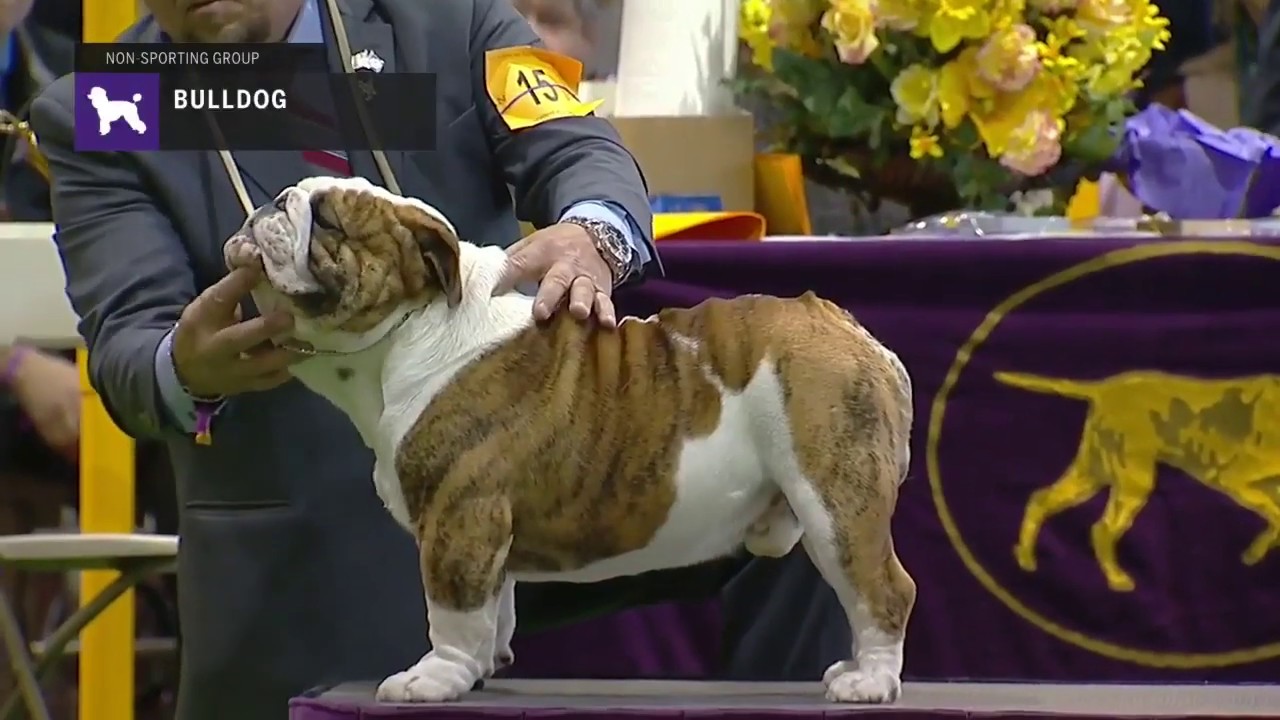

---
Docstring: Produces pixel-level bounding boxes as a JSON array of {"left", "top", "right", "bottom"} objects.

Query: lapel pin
[{"left": 351, "top": 49, "right": 385, "bottom": 73}]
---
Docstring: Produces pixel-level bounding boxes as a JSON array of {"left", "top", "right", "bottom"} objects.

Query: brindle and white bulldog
[{"left": 223, "top": 176, "right": 917, "bottom": 705}]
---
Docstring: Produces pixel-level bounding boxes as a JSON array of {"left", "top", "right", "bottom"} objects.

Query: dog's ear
[{"left": 401, "top": 207, "right": 462, "bottom": 308}]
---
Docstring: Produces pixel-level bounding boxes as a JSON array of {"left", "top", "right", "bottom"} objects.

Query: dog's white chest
[{"left": 372, "top": 459, "right": 413, "bottom": 530}]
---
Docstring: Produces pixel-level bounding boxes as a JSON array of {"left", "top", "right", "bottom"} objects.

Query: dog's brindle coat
[{"left": 225, "top": 177, "right": 916, "bottom": 705}]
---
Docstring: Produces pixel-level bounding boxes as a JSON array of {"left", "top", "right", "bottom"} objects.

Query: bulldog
[{"left": 223, "top": 176, "right": 917, "bottom": 705}]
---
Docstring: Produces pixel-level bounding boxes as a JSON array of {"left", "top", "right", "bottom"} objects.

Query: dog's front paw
[
  {"left": 826, "top": 668, "right": 901, "bottom": 704},
  {"left": 376, "top": 653, "right": 477, "bottom": 703},
  {"left": 822, "top": 660, "right": 856, "bottom": 687}
]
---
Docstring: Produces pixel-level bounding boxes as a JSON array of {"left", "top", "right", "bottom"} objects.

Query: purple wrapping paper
[{"left": 1112, "top": 104, "right": 1280, "bottom": 218}]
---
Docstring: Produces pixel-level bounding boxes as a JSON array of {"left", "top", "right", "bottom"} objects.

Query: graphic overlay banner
[{"left": 74, "top": 43, "right": 437, "bottom": 152}]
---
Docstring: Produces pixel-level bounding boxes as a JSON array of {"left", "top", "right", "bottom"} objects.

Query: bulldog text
[{"left": 172, "top": 88, "right": 288, "bottom": 111}]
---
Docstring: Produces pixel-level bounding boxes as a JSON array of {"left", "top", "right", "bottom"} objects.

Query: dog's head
[
  {"left": 224, "top": 176, "right": 461, "bottom": 350},
  {"left": 86, "top": 86, "right": 108, "bottom": 104}
]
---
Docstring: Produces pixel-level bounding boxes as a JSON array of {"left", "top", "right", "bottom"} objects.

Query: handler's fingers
[
  {"left": 224, "top": 240, "right": 262, "bottom": 272},
  {"left": 594, "top": 290, "right": 617, "bottom": 329},
  {"left": 190, "top": 267, "right": 263, "bottom": 325},
  {"left": 533, "top": 263, "right": 575, "bottom": 322},
  {"left": 492, "top": 239, "right": 545, "bottom": 297},
  {"left": 567, "top": 275, "right": 596, "bottom": 321},
  {"left": 238, "top": 345, "right": 305, "bottom": 376},
  {"left": 210, "top": 312, "right": 295, "bottom": 356}
]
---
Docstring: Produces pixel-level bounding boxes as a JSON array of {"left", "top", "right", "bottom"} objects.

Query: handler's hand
[
  {"left": 492, "top": 223, "right": 617, "bottom": 328},
  {"left": 172, "top": 267, "right": 304, "bottom": 398}
]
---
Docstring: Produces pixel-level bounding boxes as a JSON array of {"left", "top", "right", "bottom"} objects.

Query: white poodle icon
[{"left": 86, "top": 86, "right": 147, "bottom": 136}]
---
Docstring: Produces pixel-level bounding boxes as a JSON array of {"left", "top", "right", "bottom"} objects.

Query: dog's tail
[
  {"left": 132, "top": 93, "right": 142, "bottom": 102},
  {"left": 993, "top": 372, "right": 1101, "bottom": 401}
]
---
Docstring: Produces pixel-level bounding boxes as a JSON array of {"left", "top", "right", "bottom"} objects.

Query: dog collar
[{"left": 275, "top": 310, "right": 415, "bottom": 357}]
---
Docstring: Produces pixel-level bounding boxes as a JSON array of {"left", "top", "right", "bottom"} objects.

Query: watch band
[{"left": 561, "top": 216, "right": 636, "bottom": 287}]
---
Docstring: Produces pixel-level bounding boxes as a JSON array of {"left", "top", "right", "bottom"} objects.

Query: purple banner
[{"left": 509, "top": 237, "right": 1280, "bottom": 683}]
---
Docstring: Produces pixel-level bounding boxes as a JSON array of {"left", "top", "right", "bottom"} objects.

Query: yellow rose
[
  {"left": 822, "top": 0, "right": 881, "bottom": 65},
  {"left": 1076, "top": 0, "right": 1131, "bottom": 27},
  {"left": 970, "top": 73, "right": 1073, "bottom": 155},
  {"left": 877, "top": 0, "right": 923, "bottom": 30},
  {"left": 890, "top": 63, "right": 940, "bottom": 127},
  {"left": 998, "top": 110, "right": 1064, "bottom": 176},
  {"left": 975, "top": 23, "right": 1040, "bottom": 92},
  {"left": 988, "top": 0, "right": 1027, "bottom": 28}
]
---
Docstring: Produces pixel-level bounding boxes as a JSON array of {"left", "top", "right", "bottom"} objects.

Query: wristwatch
[{"left": 561, "top": 216, "right": 637, "bottom": 287}]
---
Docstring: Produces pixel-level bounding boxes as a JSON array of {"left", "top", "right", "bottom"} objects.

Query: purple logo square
[{"left": 74, "top": 73, "right": 161, "bottom": 152}]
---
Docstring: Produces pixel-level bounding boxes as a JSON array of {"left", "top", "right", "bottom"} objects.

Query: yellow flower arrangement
[{"left": 735, "top": 0, "right": 1170, "bottom": 211}]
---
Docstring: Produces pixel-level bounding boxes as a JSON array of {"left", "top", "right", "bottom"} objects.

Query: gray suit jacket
[{"left": 29, "top": 1, "right": 738, "bottom": 717}]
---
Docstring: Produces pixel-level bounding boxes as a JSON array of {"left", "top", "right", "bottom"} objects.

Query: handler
[{"left": 31, "top": 0, "right": 748, "bottom": 717}]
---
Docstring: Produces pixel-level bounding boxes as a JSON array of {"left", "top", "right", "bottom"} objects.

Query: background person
[{"left": 513, "top": 0, "right": 621, "bottom": 80}]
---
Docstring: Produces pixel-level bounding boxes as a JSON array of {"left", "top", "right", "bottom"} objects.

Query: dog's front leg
[{"left": 376, "top": 495, "right": 512, "bottom": 703}]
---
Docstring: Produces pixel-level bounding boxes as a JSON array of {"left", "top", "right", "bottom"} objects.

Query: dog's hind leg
[
  {"left": 376, "top": 493, "right": 512, "bottom": 703},
  {"left": 784, "top": 471, "right": 914, "bottom": 704},
  {"left": 774, "top": 381, "right": 915, "bottom": 702}
]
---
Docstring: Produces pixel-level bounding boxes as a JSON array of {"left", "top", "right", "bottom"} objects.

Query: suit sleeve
[
  {"left": 31, "top": 83, "right": 197, "bottom": 440},
  {"left": 468, "top": 0, "right": 658, "bottom": 277}
]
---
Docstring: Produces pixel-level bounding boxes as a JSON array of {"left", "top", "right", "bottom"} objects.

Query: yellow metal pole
[
  {"left": 80, "top": 3, "right": 144, "bottom": 718},
  {"left": 77, "top": 350, "right": 136, "bottom": 720}
]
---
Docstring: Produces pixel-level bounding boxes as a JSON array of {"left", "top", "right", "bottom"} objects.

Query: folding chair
[{"left": 0, "top": 533, "right": 177, "bottom": 720}]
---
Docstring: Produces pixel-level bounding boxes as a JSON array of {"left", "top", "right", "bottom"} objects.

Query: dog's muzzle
[{"left": 224, "top": 193, "right": 324, "bottom": 297}]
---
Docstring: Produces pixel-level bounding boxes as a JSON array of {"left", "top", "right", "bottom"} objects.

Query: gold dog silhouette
[{"left": 993, "top": 371, "right": 1280, "bottom": 592}]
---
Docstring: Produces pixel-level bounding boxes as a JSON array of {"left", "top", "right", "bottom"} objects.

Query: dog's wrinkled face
[{"left": 224, "top": 176, "right": 461, "bottom": 344}]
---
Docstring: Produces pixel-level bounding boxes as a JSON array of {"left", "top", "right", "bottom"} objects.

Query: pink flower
[
  {"left": 999, "top": 110, "right": 1063, "bottom": 177},
  {"left": 768, "top": 20, "right": 790, "bottom": 43}
]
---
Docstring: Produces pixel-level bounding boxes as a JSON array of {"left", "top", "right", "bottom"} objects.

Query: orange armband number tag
[{"left": 484, "top": 46, "right": 602, "bottom": 131}]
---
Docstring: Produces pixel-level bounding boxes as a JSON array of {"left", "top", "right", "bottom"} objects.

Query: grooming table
[
  {"left": 289, "top": 679, "right": 1280, "bottom": 719},
  {"left": 0, "top": 533, "right": 178, "bottom": 720}
]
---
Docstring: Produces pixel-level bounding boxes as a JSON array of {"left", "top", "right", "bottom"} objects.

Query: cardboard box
[
  {"left": 1182, "top": 42, "right": 1239, "bottom": 131},
  {"left": 610, "top": 114, "right": 756, "bottom": 212}
]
